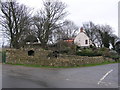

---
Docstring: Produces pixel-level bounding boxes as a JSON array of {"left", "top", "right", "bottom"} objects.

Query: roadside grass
[{"left": 5, "top": 61, "right": 118, "bottom": 68}]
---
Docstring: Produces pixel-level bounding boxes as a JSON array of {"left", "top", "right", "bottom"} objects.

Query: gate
[{"left": 2, "top": 51, "right": 6, "bottom": 63}]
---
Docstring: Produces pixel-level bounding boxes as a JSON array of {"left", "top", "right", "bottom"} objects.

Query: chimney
[{"left": 80, "top": 27, "right": 83, "bottom": 32}]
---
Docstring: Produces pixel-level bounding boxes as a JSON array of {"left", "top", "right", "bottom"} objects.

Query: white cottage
[{"left": 74, "top": 27, "right": 92, "bottom": 47}]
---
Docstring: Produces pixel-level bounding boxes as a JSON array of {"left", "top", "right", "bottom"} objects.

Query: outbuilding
[{"left": 115, "top": 39, "right": 120, "bottom": 54}]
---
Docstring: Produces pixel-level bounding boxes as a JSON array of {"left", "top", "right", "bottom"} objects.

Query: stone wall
[{"left": 6, "top": 49, "right": 114, "bottom": 67}]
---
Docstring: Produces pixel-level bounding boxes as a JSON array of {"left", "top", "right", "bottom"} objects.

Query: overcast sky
[
  {"left": 18, "top": 0, "right": 119, "bottom": 35},
  {"left": 0, "top": 0, "right": 119, "bottom": 47}
]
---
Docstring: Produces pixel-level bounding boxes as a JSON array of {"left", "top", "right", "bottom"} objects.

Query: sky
[
  {"left": 0, "top": 0, "right": 119, "bottom": 46},
  {"left": 18, "top": 0, "right": 119, "bottom": 35}
]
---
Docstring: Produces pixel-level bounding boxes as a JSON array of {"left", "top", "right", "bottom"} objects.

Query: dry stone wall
[{"left": 6, "top": 49, "right": 114, "bottom": 67}]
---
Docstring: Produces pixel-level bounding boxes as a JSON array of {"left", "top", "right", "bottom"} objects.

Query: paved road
[{"left": 2, "top": 63, "right": 119, "bottom": 88}]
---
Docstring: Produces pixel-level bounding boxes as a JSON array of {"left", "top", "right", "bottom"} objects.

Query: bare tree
[
  {"left": 97, "top": 25, "right": 114, "bottom": 48},
  {"left": 33, "top": 0, "right": 67, "bottom": 48},
  {"left": 83, "top": 22, "right": 115, "bottom": 48},
  {"left": 52, "top": 20, "right": 79, "bottom": 43},
  {"left": 109, "top": 34, "right": 118, "bottom": 49},
  {"left": 61, "top": 20, "right": 79, "bottom": 38},
  {"left": 83, "top": 22, "right": 99, "bottom": 47},
  {"left": 0, "top": 1, "right": 32, "bottom": 49}
]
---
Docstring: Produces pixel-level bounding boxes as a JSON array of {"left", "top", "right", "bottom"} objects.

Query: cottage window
[{"left": 85, "top": 40, "right": 88, "bottom": 44}]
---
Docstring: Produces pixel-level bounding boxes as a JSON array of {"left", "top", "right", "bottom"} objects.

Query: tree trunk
[{"left": 11, "top": 39, "right": 20, "bottom": 49}]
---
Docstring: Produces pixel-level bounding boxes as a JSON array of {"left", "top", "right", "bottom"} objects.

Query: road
[{"left": 1, "top": 63, "right": 119, "bottom": 88}]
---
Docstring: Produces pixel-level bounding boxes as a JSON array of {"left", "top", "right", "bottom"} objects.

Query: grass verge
[{"left": 5, "top": 61, "right": 118, "bottom": 68}]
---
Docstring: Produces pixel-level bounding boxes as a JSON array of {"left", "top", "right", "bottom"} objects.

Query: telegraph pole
[{"left": 118, "top": 1, "right": 120, "bottom": 38}]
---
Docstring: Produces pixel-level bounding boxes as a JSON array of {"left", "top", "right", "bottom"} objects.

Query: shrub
[
  {"left": 96, "top": 47, "right": 110, "bottom": 57},
  {"left": 76, "top": 48, "right": 102, "bottom": 57},
  {"left": 102, "top": 51, "right": 111, "bottom": 57},
  {"left": 98, "top": 48, "right": 120, "bottom": 62},
  {"left": 59, "top": 48, "right": 70, "bottom": 54},
  {"left": 54, "top": 41, "right": 76, "bottom": 55},
  {"left": 99, "top": 47, "right": 109, "bottom": 52},
  {"left": 102, "top": 50, "right": 120, "bottom": 61}
]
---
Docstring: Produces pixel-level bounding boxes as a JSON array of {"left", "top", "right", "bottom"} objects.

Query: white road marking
[
  {"left": 98, "top": 69, "right": 113, "bottom": 85},
  {"left": 99, "top": 81, "right": 112, "bottom": 86}
]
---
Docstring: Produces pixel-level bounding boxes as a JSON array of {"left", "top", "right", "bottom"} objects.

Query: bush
[
  {"left": 99, "top": 47, "right": 109, "bottom": 52},
  {"left": 59, "top": 47, "right": 70, "bottom": 54},
  {"left": 102, "top": 51, "right": 111, "bottom": 57},
  {"left": 54, "top": 41, "right": 76, "bottom": 55},
  {"left": 102, "top": 50, "right": 120, "bottom": 62},
  {"left": 96, "top": 47, "right": 110, "bottom": 57},
  {"left": 97, "top": 48, "right": 120, "bottom": 62},
  {"left": 110, "top": 55, "right": 120, "bottom": 60},
  {"left": 76, "top": 48, "right": 102, "bottom": 57}
]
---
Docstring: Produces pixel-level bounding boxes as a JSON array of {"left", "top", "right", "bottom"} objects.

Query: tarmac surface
[{"left": 1, "top": 63, "right": 119, "bottom": 88}]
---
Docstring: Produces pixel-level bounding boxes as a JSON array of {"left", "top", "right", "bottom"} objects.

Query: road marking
[{"left": 98, "top": 69, "right": 113, "bottom": 85}]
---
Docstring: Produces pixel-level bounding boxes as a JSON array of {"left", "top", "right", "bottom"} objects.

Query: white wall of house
[{"left": 74, "top": 29, "right": 92, "bottom": 47}]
